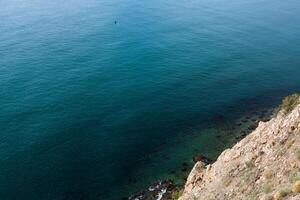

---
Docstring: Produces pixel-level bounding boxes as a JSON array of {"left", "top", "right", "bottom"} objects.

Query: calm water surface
[{"left": 1, "top": 0, "right": 300, "bottom": 199}]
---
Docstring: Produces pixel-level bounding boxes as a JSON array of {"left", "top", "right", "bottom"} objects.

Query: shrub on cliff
[
  {"left": 295, "top": 148, "right": 300, "bottom": 160},
  {"left": 292, "top": 181, "right": 300, "bottom": 193},
  {"left": 289, "top": 169, "right": 299, "bottom": 183},
  {"left": 171, "top": 189, "right": 183, "bottom": 200},
  {"left": 280, "top": 94, "right": 300, "bottom": 114},
  {"left": 274, "top": 189, "right": 291, "bottom": 200}
]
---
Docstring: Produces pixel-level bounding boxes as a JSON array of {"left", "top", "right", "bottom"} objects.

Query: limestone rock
[{"left": 179, "top": 98, "right": 300, "bottom": 200}]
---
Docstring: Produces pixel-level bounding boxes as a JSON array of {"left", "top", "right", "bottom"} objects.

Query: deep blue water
[{"left": 1, "top": 0, "right": 300, "bottom": 199}]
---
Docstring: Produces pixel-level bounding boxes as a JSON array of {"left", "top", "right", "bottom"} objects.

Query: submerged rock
[
  {"left": 241, "top": 119, "right": 248, "bottom": 123},
  {"left": 212, "top": 114, "right": 226, "bottom": 121},
  {"left": 128, "top": 179, "right": 181, "bottom": 200},
  {"left": 216, "top": 135, "right": 222, "bottom": 138},
  {"left": 181, "top": 167, "right": 187, "bottom": 172},
  {"left": 192, "top": 155, "right": 212, "bottom": 165}
]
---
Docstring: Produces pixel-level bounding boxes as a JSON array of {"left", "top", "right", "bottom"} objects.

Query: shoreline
[
  {"left": 179, "top": 94, "right": 300, "bottom": 200},
  {"left": 122, "top": 105, "right": 275, "bottom": 200}
]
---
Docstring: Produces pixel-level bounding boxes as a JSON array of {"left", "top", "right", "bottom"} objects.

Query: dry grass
[
  {"left": 280, "top": 94, "right": 300, "bottom": 114},
  {"left": 286, "top": 139, "right": 295, "bottom": 149},
  {"left": 295, "top": 148, "right": 300, "bottom": 160},
  {"left": 274, "top": 188, "right": 291, "bottom": 200},
  {"left": 292, "top": 181, "right": 300, "bottom": 193},
  {"left": 263, "top": 170, "right": 273, "bottom": 179}
]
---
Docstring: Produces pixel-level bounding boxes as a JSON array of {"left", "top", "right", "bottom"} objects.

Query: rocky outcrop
[{"left": 180, "top": 97, "right": 300, "bottom": 200}]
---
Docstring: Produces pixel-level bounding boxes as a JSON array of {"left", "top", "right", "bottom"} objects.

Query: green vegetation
[
  {"left": 289, "top": 169, "right": 300, "bottom": 183},
  {"left": 171, "top": 189, "right": 183, "bottom": 200},
  {"left": 192, "top": 196, "right": 198, "bottom": 200},
  {"left": 278, "top": 188, "right": 291, "bottom": 197},
  {"left": 273, "top": 189, "right": 291, "bottom": 200},
  {"left": 246, "top": 160, "right": 255, "bottom": 168},
  {"left": 244, "top": 170, "right": 255, "bottom": 183},
  {"left": 264, "top": 195, "right": 273, "bottom": 200},
  {"left": 295, "top": 148, "right": 300, "bottom": 159},
  {"left": 249, "top": 187, "right": 259, "bottom": 200},
  {"left": 280, "top": 93, "right": 300, "bottom": 114},
  {"left": 277, "top": 146, "right": 287, "bottom": 156},
  {"left": 262, "top": 183, "right": 273, "bottom": 194}
]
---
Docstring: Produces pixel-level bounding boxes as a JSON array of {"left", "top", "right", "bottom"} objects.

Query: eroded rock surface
[{"left": 180, "top": 101, "right": 300, "bottom": 200}]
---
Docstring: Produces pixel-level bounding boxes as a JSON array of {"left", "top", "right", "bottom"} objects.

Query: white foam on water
[{"left": 156, "top": 188, "right": 167, "bottom": 200}]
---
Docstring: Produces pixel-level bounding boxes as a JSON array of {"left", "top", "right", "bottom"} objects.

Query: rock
[
  {"left": 192, "top": 155, "right": 212, "bottom": 165},
  {"left": 181, "top": 167, "right": 188, "bottom": 172},
  {"left": 129, "top": 179, "right": 178, "bottom": 200},
  {"left": 179, "top": 97, "right": 300, "bottom": 200},
  {"left": 291, "top": 126, "right": 296, "bottom": 131},
  {"left": 162, "top": 179, "right": 175, "bottom": 190},
  {"left": 182, "top": 162, "right": 206, "bottom": 194},
  {"left": 248, "top": 123, "right": 258, "bottom": 131}
]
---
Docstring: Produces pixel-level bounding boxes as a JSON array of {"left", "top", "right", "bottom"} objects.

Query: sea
[{"left": 1, "top": 0, "right": 300, "bottom": 199}]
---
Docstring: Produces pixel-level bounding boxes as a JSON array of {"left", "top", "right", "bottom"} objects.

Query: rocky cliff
[{"left": 179, "top": 95, "right": 300, "bottom": 200}]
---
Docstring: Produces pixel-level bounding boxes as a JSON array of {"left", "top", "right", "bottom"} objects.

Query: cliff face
[{"left": 180, "top": 99, "right": 300, "bottom": 200}]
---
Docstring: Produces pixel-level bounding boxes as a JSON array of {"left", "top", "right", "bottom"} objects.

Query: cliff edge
[{"left": 179, "top": 95, "right": 300, "bottom": 200}]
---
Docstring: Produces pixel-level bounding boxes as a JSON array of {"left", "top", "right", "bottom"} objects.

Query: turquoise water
[{"left": 1, "top": 0, "right": 300, "bottom": 199}]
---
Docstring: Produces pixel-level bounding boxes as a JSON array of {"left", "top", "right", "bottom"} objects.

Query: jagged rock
[
  {"left": 183, "top": 161, "right": 206, "bottom": 194},
  {"left": 192, "top": 155, "right": 212, "bottom": 165},
  {"left": 180, "top": 98, "right": 300, "bottom": 200}
]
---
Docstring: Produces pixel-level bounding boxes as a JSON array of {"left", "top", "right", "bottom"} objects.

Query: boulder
[{"left": 192, "top": 155, "right": 212, "bottom": 165}]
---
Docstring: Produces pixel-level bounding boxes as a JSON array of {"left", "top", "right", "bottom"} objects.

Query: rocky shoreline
[
  {"left": 126, "top": 155, "right": 213, "bottom": 200},
  {"left": 127, "top": 180, "right": 178, "bottom": 200},
  {"left": 124, "top": 105, "right": 275, "bottom": 200},
  {"left": 180, "top": 94, "right": 300, "bottom": 200}
]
